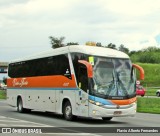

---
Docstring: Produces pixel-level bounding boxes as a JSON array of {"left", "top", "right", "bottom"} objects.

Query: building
[{"left": 0, "top": 62, "right": 8, "bottom": 73}]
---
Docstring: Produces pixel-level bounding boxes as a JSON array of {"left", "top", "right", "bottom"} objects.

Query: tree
[
  {"left": 118, "top": 44, "right": 129, "bottom": 54},
  {"left": 106, "top": 43, "right": 117, "bottom": 49},
  {"left": 129, "top": 50, "right": 137, "bottom": 56},
  {"left": 130, "top": 46, "right": 160, "bottom": 63},
  {"left": 67, "top": 42, "right": 79, "bottom": 46},
  {"left": 142, "top": 46, "right": 160, "bottom": 52},
  {"left": 49, "top": 36, "right": 65, "bottom": 49}
]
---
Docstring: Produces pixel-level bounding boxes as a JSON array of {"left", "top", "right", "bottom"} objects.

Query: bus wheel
[
  {"left": 102, "top": 117, "right": 113, "bottom": 121},
  {"left": 63, "top": 101, "right": 75, "bottom": 121},
  {"left": 17, "top": 97, "right": 24, "bottom": 113}
]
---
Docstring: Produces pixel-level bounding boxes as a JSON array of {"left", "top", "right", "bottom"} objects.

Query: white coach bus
[{"left": 7, "top": 45, "right": 144, "bottom": 121}]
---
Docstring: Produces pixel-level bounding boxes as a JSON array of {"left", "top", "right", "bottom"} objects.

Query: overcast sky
[{"left": 1, "top": 0, "right": 160, "bottom": 63}]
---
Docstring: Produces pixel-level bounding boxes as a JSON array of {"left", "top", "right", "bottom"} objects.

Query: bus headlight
[{"left": 95, "top": 102, "right": 103, "bottom": 106}]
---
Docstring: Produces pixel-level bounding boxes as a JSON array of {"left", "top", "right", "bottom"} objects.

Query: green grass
[
  {"left": 136, "top": 63, "right": 160, "bottom": 87},
  {"left": 145, "top": 88, "right": 157, "bottom": 96},
  {"left": 0, "top": 90, "right": 6, "bottom": 99},
  {"left": 137, "top": 97, "right": 160, "bottom": 114}
]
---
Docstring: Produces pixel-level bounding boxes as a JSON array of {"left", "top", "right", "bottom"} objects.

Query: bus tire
[
  {"left": 102, "top": 117, "right": 113, "bottom": 121},
  {"left": 17, "top": 97, "right": 24, "bottom": 113},
  {"left": 17, "top": 97, "right": 31, "bottom": 113},
  {"left": 63, "top": 101, "right": 76, "bottom": 121}
]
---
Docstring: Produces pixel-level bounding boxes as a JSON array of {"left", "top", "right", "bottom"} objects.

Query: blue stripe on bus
[
  {"left": 7, "top": 87, "right": 79, "bottom": 90},
  {"left": 89, "top": 95, "right": 113, "bottom": 105}
]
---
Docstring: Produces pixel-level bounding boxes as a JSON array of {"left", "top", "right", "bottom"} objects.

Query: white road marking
[
  {"left": 0, "top": 115, "right": 52, "bottom": 127},
  {"left": 0, "top": 115, "right": 7, "bottom": 118},
  {"left": 0, "top": 124, "right": 7, "bottom": 126},
  {"left": 0, "top": 120, "right": 30, "bottom": 122},
  {"left": 0, "top": 115, "right": 101, "bottom": 136}
]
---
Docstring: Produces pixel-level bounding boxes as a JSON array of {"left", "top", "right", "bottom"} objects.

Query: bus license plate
[{"left": 114, "top": 111, "right": 122, "bottom": 115}]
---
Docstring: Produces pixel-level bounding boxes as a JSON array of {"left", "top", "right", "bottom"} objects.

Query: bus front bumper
[{"left": 89, "top": 102, "right": 137, "bottom": 118}]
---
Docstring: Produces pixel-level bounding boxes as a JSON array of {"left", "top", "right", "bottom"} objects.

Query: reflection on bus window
[{"left": 92, "top": 57, "right": 136, "bottom": 98}]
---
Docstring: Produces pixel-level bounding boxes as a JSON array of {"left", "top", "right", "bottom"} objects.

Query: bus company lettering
[{"left": 13, "top": 78, "right": 28, "bottom": 87}]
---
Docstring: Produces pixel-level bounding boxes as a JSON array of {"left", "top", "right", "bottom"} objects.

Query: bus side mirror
[
  {"left": 78, "top": 60, "right": 93, "bottom": 78},
  {"left": 132, "top": 64, "right": 144, "bottom": 80}
]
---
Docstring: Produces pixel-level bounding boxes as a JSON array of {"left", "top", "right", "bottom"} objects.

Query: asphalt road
[{"left": 0, "top": 100, "right": 160, "bottom": 136}]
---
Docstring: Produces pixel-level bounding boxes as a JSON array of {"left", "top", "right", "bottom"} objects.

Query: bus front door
[{"left": 77, "top": 66, "right": 89, "bottom": 117}]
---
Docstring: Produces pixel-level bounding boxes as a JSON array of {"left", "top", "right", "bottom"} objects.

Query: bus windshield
[{"left": 92, "top": 57, "right": 136, "bottom": 99}]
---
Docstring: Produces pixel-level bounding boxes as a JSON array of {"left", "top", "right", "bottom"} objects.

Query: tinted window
[
  {"left": 8, "top": 54, "right": 71, "bottom": 79},
  {"left": 71, "top": 53, "right": 88, "bottom": 83}
]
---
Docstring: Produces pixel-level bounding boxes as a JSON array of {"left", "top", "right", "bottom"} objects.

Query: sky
[{"left": 0, "top": 0, "right": 160, "bottom": 78}]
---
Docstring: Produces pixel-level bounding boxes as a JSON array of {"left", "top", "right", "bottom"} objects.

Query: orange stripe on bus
[
  {"left": 7, "top": 75, "right": 77, "bottom": 88},
  {"left": 111, "top": 97, "right": 136, "bottom": 105}
]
